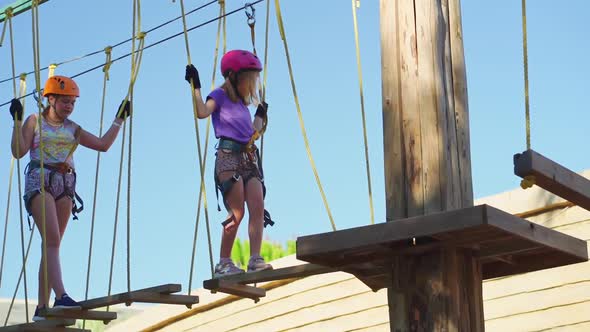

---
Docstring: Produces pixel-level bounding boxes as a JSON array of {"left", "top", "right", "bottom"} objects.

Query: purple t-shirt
[{"left": 207, "top": 88, "right": 254, "bottom": 144}]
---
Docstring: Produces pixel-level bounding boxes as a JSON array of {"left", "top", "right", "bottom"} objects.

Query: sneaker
[
  {"left": 247, "top": 256, "right": 273, "bottom": 273},
  {"left": 53, "top": 293, "right": 81, "bottom": 309},
  {"left": 214, "top": 260, "right": 245, "bottom": 278},
  {"left": 32, "top": 306, "right": 46, "bottom": 322}
]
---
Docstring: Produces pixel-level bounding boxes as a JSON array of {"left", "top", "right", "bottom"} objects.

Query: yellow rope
[
  {"left": 108, "top": 0, "right": 146, "bottom": 305},
  {"left": 4, "top": 75, "right": 32, "bottom": 324},
  {"left": 259, "top": 0, "right": 270, "bottom": 162},
  {"left": 107, "top": 115, "right": 127, "bottom": 313},
  {"left": 0, "top": 4, "right": 18, "bottom": 290},
  {"left": 0, "top": 16, "right": 30, "bottom": 323},
  {"left": 351, "top": 0, "right": 375, "bottom": 225},
  {"left": 179, "top": 0, "right": 217, "bottom": 293},
  {"left": 126, "top": 0, "right": 146, "bottom": 294},
  {"left": 31, "top": 0, "right": 49, "bottom": 305},
  {"left": 3, "top": 225, "right": 34, "bottom": 327},
  {"left": 520, "top": 0, "right": 535, "bottom": 189},
  {"left": 83, "top": 47, "right": 112, "bottom": 328},
  {"left": 274, "top": 0, "right": 336, "bottom": 231}
]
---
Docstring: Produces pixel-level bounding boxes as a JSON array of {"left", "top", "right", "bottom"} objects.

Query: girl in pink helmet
[
  {"left": 9, "top": 76, "right": 130, "bottom": 320},
  {"left": 185, "top": 49, "right": 273, "bottom": 277}
]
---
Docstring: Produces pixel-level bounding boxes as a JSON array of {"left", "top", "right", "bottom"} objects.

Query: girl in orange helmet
[{"left": 9, "top": 75, "right": 130, "bottom": 321}]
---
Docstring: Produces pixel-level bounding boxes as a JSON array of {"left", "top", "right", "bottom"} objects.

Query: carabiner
[
  {"left": 245, "top": 3, "right": 256, "bottom": 26},
  {"left": 32, "top": 89, "right": 43, "bottom": 107}
]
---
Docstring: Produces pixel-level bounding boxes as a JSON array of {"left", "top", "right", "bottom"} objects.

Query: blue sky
[{"left": 0, "top": 0, "right": 588, "bottom": 308}]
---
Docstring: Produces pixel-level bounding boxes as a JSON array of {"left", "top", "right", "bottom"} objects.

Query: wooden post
[{"left": 380, "top": 0, "right": 480, "bottom": 330}]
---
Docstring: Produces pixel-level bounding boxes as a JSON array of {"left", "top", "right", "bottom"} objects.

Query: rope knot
[
  {"left": 48, "top": 64, "right": 57, "bottom": 77},
  {"left": 103, "top": 46, "right": 113, "bottom": 79},
  {"left": 136, "top": 31, "right": 146, "bottom": 40},
  {"left": 4, "top": 6, "right": 13, "bottom": 18},
  {"left": 19, "top": 72, "right": 26, "bottom": 81},
  {"left": 520, "top": 175, "right": 536, "bottom": 190}
]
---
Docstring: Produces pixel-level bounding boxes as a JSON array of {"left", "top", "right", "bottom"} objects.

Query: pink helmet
[{"left": 220, "top": 50, "right": 262, "bottom": 77}]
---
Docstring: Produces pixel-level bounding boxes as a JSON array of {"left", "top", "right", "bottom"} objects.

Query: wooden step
[
  {"left": 77, "top": 283, "right": 197, "bottom": 309},
  {"left": 0, "top": 319, "right": 79, "bottom": 332},
  {"left": 514, "top": 149, "right": 590, "bottom": 211},
  {"left": 206, "top": 279, "right": 265, "bottom": 302}
]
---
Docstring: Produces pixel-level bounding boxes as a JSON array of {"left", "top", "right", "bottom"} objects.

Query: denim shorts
[{"left": 215, "top": 148, "right": 262, "bottom": 185}]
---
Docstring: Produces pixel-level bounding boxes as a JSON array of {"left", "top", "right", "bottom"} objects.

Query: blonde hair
[{"left": 221, "top": 71, "right": 260, "bottom": 105}]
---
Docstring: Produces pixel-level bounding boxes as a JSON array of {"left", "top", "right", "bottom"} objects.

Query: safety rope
[
  {"left": 0, "top": 2, "right": 261, "bottom": 108},
  {"left": 31, "top": 0, "right": 50, "bottom": 305},
  {"left": 107, "top": 0, "right": 147, "bottom": 308},
  {"left": 181, "top": 0, "right": 220, "bottom": 294},
  {"left": 0, "top": 1, "right": 218, "bottom": 85},
  {"left": 82, "top": 47, "right": 112, "bottom": 329},
  {"left": 274, "top": 0, "right": 336, "bottom": 231},
  {"left": 520, "top": 0, "right": 535, "bottom": 190},
  {"left": 106, "top": 116, "right": 127, "bottom": 313},
  {"left": 0, "top": 5, "right": 16, "bottom": 289},
  {"left": 3, "top": 224, "right": 34, "bottom": 326},
  {"left": 351, "top": 0, "right": 375, "bottom": 225},
  {"left": 259, "top": 0, "right": 270, "bottom": 162},
  {"left": 1, "top": 12, "right": 29, "bottom": 320}
]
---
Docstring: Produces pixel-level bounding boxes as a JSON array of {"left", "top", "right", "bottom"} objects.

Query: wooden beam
[
  {"left": 0, "top": 319, "right": 76, "bottom": 332},
  {"left": 514, "top": 149, "right": 590, "bottom": 211},
  {"left": 38, "top": 308, "right": 116, "bottom": 323},
  {"left": 204, "top": 279, "right": 265, "bottom": 302},
  {"left": 78, "top": 283, "right": 186, "bottom": 309}
]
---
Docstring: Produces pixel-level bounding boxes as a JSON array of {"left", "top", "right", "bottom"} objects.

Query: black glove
[
  {"left": 116, "top": 99, "right": 131, "bottom": 120},
  {"left": 255, "top": 101, "right": 268, "bottom": 119},
  {"left": 185, "top": 64, "right": 201, "bottom": 89},
  {"left": 9, "top": 98, "right": 23, "bottom": 121}
]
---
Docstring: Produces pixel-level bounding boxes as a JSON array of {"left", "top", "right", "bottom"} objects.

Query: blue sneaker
[
  {"left": 32, "top": 306, "right": 46, "bottom": 321},
  {"left": 53, "top": 293, "right": 81, "bottom": 309}
]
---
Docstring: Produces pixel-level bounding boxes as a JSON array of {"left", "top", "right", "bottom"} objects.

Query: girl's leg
[
  {"left": 53, "top": 197, "right": 72, "bottom": 299},
  {"left": 29, "top": 193, "right": 62, "bottom": 308},
  {"left": 217, "top": 172, "right": 245, "bottom": 259},
  {"left": 244, "top": 179, "right": 264, "bottom": 257}
]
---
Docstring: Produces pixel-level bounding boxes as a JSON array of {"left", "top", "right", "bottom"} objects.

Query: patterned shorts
[
  {"left": 23, "top": 167, "right": 76, "bottom": 214},
  {"left": 215, "top": 148, "right": 262, "bottom": 185}
]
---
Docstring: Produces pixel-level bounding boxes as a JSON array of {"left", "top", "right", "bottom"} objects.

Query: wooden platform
[
  {"left": 0, "top": 319, "right": 84, "bottom": 332},
  {"left": 514, "top": 149, "right": 590, "bottom": 211},
  {"left": 297, "top": 204, "right": 588, "bottom": 291},
  {"left": 203, "top": 264, "right": 337, "bottom": 301}
]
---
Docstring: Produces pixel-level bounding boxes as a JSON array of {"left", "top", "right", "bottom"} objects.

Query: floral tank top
[{"left": 29, "top": 114, "right": 80, "bottom": 168}]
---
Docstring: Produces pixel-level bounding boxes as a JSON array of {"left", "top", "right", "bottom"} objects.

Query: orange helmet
[{"left": 43, "top": 76, "right": 79, "bottom": 97}]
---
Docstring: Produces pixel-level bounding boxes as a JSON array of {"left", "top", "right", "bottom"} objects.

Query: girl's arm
[
  {"left": 185, "top": 64, "right": 216, "bottom": 119},
  {"left": 194, "top": 89, "right": 216, "bottom": 119},
  {"left": 11, "top": 114, "right": 36, "bottom": 159},
  {"left": 79, "top": 119, "right": 123, "bottom": 152},
  {"left": 252, "top": 101, "right": 268, "bottom": 132}
]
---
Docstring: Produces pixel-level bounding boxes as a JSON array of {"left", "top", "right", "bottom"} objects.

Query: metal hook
[
  {"left": 32, "top": 89, "right": 43, "bottom": 107},
  {"left": 245, "top": 3, "right": 256, "bottom": 26}
]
